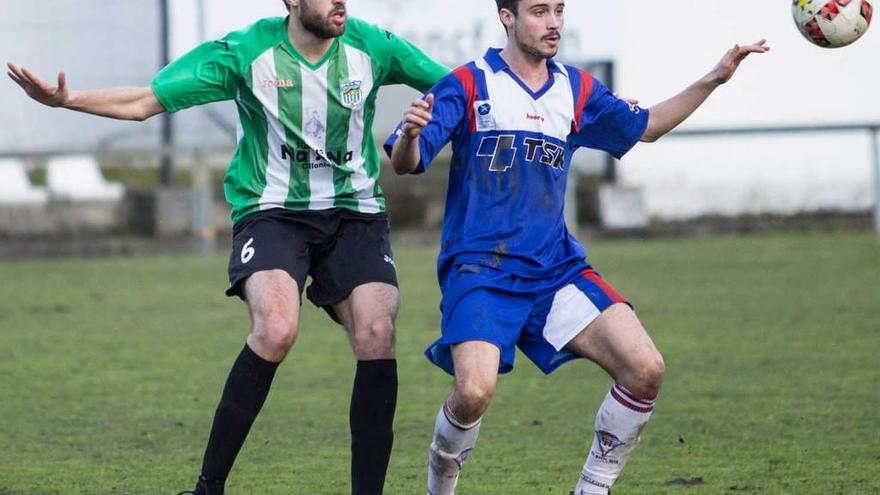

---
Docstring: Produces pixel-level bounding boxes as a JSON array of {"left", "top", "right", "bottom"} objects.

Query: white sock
[
  {"left": 427, "top": 400, "right": 481, "bottom": 495},
  {"left": 573, "top": 384, "right": 656, "bottom": 495}
]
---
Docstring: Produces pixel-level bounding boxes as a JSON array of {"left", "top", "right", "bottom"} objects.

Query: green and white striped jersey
[{"left": 151, "top": 17, "right": 447, "bottom": 225}]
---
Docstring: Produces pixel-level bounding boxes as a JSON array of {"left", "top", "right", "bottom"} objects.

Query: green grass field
[{"left": 1, "top": 232, "right": 878, "bottom": 495}]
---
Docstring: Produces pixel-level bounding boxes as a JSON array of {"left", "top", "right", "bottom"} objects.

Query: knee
[
  {"left": 352, "top": 317, "right": 396, "bottom": 359},
  {"left": 453, "top": 378, "right": 496, "bottom": 420},
  {"left": 251, "top": 312, "right": 299, "bottom": 355},
  {"left": 626, "top": 351, "right": 666, "bottom": 400}
]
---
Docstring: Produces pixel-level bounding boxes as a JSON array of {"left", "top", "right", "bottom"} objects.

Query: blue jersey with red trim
[{"left": 385, "top": 48, "right": 649, "bottom": 280}]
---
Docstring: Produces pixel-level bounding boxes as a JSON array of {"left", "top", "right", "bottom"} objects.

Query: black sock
[
  {"left": 198, "top": 344, "right": 279, "bottom": 491},
  {"left": 350, "top": 359, "right": 398, "bottom": 495}
]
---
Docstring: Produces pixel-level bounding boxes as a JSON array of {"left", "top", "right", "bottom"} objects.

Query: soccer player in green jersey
[{"left": 7, "top": 1, "right": 447, "bottom": 493}]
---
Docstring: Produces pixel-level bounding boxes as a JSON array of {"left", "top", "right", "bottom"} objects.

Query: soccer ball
[{"left": 792, "top": 0, "right": 873, "bottom": 48}]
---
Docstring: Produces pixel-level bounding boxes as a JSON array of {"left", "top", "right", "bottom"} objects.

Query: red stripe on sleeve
[
  {"left": 452, "top": 66, "right": 477, "bottom": 133},
  {"left": 573, "top": 70, "right": 594, "bottom": 134}
]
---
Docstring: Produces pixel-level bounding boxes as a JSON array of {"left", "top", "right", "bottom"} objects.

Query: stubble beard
[
  {"left": 299, "top": 3, "right": 346, "bottom": 39},
  {"left": 514, "top": 25, "right": 559, "bottom": 62}
]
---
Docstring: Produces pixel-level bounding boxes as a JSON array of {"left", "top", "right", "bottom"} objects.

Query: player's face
[
  {"left": 298, "top": 0, "right": 347, "bottom": 39},
  {"left": 508, "top": 0, "right": 565, "bottom": 60}
]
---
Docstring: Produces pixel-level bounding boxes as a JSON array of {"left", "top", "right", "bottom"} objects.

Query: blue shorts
[{"left": 426, "top": 262, "right": 629, "bottom": 376}]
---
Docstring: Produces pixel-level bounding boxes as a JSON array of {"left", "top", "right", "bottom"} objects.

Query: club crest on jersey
[
  {"left": 595, "top": 430, "right": 626, "bottom": 458},
  {"left": 474, "top": 100, "right": 495, "bottom": 131},
  {"left": 340, "top": 80, "right": 363, "bottom": 108}
]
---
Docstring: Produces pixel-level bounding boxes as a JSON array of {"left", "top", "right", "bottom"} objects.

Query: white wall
[
  {"left": 1, "top": 2, "right": 163, "bottom": 153},
  {"left": 169, "top": 0, "right": 621, "bottom": 153},
  {"left": 173, "top": 0, "right": 621, "bottom": 64},
  {"left": 172, "top": 0, "right": 880, "bottom": 219},
  {"left": 30, "top": 0, "right": 864, "bottom": 219},
  {"left": 617, "top": 0, "right": 880, "bottom": 219}
]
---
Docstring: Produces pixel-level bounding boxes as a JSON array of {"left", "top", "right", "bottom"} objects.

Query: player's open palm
[
  {"left": 7, "top": 62, "right": 70, "bottom": 108},
  {"left": 712, "top": 39, "right": 770, "bottom": 85},
  {"left": 402, "top": 93, "right": 434, "bottom": 140}
]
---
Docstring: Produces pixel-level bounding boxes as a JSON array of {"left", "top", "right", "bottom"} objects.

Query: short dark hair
[
  {"left": 496, "top": 0, "right": 521, "bottom": 34},
  {"left": 495, "top": 0, "right": 521, "bottom": 13}
]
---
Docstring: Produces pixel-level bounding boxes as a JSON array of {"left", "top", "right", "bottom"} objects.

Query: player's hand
[
  {"left": 401, "top": 93, "right": 434, "bottom": 140},
  {"left": 7, "top": 62, "right": 70, "bottom": 108},
  {"left": 710, "top": 39, "right": 770, "bottom": 85}
]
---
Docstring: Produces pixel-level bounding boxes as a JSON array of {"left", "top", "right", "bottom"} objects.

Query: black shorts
[{"left": 226, "top": 208, "right": 398, "bottom": 322}]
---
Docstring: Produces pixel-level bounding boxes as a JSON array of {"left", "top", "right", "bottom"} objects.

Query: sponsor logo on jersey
[
  {"left": 281, "top": 143, "right": 354, "bottom": 169},
  {"left": 523, "top": 137, "right": 566, "bottom": 170},
  {"left": 261, "top": 78, "right": 295, "bottom": 89},
  {"left": 525, "top": 113, "right": 545, "bottom": 122},
  {"left": 340, "top": 80, "right": 363, "bottom": 108},
  {"left": 474, "top": 100, "right": 495, "bottom": 131},
  {"left": 477, "top": 135, "right": 567, "bottom": 172}
]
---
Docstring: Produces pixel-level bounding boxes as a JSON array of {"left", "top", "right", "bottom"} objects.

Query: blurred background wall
[{"left": 1, "top": 0, "right": 878, "bottom": 241}]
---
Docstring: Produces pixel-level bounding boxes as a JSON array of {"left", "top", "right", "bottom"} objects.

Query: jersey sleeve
[
  {"left": 570, "top": 75, "right": 649, "bottom": 159},
  {"left": 383, "top": 73, "right": 467, "bottom": 174},
  {"left": 384, "top": 31, "right": 449, "bottom": 92},
  {"left": 151, "top": 38, "right": 243, "bottom": 113}
]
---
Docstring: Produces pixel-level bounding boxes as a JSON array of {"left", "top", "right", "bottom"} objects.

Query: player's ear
[{"left": 499, "top": 8, "right": 515, "bottom": 34}]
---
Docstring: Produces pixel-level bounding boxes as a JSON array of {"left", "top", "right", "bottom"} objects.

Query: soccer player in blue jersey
[{"left": 385, "top": 1, "right": 769, "bottom": 493}]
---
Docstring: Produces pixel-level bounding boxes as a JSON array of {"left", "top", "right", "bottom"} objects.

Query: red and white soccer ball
[{"left": 792, "top": 0, "right": 873, "bottom": 48}]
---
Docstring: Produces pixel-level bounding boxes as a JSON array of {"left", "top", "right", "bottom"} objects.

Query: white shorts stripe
[{"left": 542, "top": 283, "right": 600, "bottom": 351}]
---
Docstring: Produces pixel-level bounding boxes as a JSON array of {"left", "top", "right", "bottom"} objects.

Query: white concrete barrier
[
  {"left": 46, "top": 155, "right": 124, "bottom": 202},
  {"left": 0, "top": 158, "right": 48, "bottom": 205}
]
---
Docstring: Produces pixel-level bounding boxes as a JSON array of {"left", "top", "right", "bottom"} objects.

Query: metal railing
[{"left": 667, "top": 123, "right": 880, "bottom": 233}]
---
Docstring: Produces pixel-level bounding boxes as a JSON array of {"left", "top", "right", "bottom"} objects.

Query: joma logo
[{"left": 262, "top": 79, "right": 295, "bottom": 89}]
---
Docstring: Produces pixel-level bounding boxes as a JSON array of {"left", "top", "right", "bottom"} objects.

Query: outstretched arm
[
  {"left": 391, "top": 94, "right": 435, "bottom": 175},
  {"left": 7, "top": 62, "right": 165, "bottom": 122},
  {"left": 641, "top": 40, "right": 770, "bottom": 142}
]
